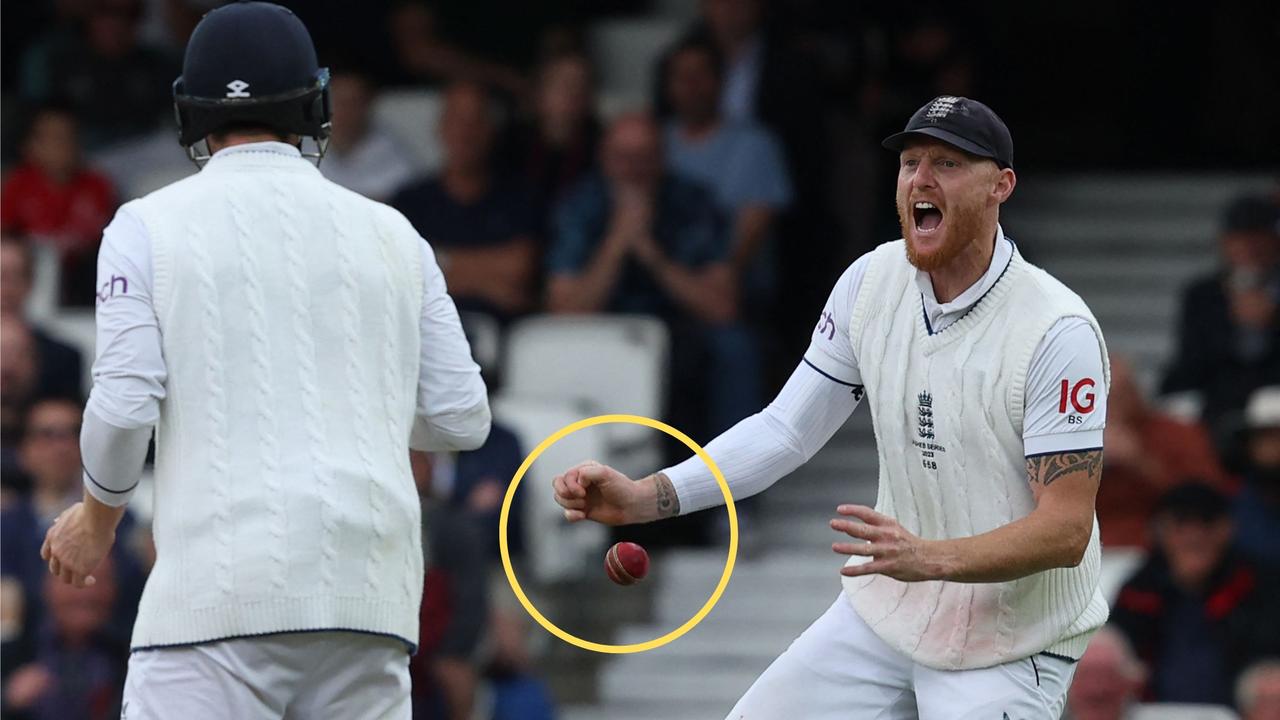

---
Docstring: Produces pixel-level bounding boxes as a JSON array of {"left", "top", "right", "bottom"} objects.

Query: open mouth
[{"left": 912, "top": 201, "right": 944, "bottom": 234}]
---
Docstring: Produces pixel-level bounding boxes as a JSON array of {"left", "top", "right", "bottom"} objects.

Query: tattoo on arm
[
  {"left": 653, "top": 472, "right": 681, "bottom": 518},
  {"left": 1025, "top": 450, "right": 1103, "bottom": 488}
]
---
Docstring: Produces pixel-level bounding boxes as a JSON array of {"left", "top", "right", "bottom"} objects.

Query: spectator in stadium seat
[
  {"left": 0, "top": 236, "right": 84, "bottom": 402},
  {"left": 662, "top": 37, "right": 791, "bottom": 304},
  {"left": 1110, "top": 483, "right": 1280, "bottom": 706},
  {"left": 0, "top": 399, "right": 145, "bottom": 653},
  {"left": 0, "top": 555, "right": 127, "bottom": 720},
  {"left": 0, "top": 319, "right": 42, "bottom": 453},
  {"left": 0, "top": 106, "right": 117, "bottom": 306},
  {"left": 392, "top": 82, "right": 540, "bottom": 320},
  {"left": 656, "top": 0, "right": 833, "bottom": 359},
  {"left": 1162, "top": 195, "right": 1280, "bottom": 451},
  {"left": 1235, "top": 386, "right": 1280, "bottom": 566},
  {"left": 318, "top": 68, "right": 419, "bottom": 202},
  {"left": 548, "top": 112, "right": 761, "bottom": 440},
  {"left": 1065, "top": 626, "right": 1146, "bottom": 720},
  {"left": 656, "top": 0, "right": 826, "bottom": 183},
  {"left": 1098, "top": 355, "right": 1232, "bottom": 547},
  {"left": 17, "top": 0, "right": 176, "bottom": 149},
  {"left": 500, "top": 50, "right": 601, "bottom": 238},
  {"left": 1237, "top": 660, "right": 1280, "bottom": 720}
]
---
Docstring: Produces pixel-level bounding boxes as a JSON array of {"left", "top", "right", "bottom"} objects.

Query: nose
[{"left": 912, "top": 161, "right": 937, "bottom": 190}]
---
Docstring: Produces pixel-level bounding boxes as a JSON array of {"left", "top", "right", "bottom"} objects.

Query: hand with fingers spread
[
  {"left": 552, "top": 460, "right": 671, "bottom": 526},
  {"left": 40, "top": 500, "right": 119, "bottom": 588},
  {"left": 830, "top": 504, "right": 944, "bottom": 583}
]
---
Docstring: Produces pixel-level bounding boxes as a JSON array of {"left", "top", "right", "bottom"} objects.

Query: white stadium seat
[
  {"left": 587, "top": 18, "right": 685, "bottom": 108},
  {"left": 1098, "top": 546, "right": 1146, "bottom": 605},
  {"left": 501, "top": 315, "right": 669, "bottom": 479},
  {"left": 371, "top": 89, "right": 445, "bottom": 172},
  {"left": 24, "top": 242, "right": 61, "bottom": 325},
  {"left": 492, "top": 395, "right": 608, "bottom": 584}
]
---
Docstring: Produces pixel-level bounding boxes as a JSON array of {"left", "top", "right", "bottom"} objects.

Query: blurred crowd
[{"left": 1, "top": 1, "right": 1279, "bottom": 719}]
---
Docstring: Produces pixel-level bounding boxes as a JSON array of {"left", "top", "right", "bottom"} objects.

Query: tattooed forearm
[
  {"left": 653, "top": 472, "right": 681, "bottom": 519},
  {"left": 1026, "top": 450, "right": 1103, "bottom": 488}
]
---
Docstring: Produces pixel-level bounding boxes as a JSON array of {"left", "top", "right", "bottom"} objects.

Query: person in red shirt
[
  {"left": 0, "top": 105, "right": 116, "bottom": 306},
  {"left": 1098, "top": 355, "right": 1235, "bottom": 546}
]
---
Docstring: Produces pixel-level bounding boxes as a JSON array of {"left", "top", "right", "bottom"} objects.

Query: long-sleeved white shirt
[
  {"left": 82, "top": 143, "right": 489, "bottom": 506},
  {"left": 664, "top": 226, "right": 1108, "bottom": 512}
]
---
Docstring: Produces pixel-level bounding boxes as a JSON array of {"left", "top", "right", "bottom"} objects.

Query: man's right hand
[{"left": 553, "top": 460, "right": 650, "bottom": 525}]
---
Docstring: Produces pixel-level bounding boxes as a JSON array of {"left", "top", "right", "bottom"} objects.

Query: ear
[{"left": 992, "top": 167, "right": 1016, "bottom": 205}]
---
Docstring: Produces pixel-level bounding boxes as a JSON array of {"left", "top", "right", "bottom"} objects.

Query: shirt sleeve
[
  {"left": 662, "top": 355, "right": 863, "bottom": 513},
  {"left": 1022, "top": 317, "right": 1108, "bottom": 456},
  {"left": 801, "top": 254, "right": 869, "bottom": 386},
  {"left": 410, "top": 240, "right": 492, "bottom": 452},
  {"left": 81, "top": 207, "right": 167, "bottom": 506},
  {"left": 86, "top": 207, "right": 167, "bottom": 428}
]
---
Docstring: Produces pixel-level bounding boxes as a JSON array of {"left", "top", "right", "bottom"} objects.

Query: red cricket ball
[{"left": 605, "top": 541, "right": 650, "bottom": 586}]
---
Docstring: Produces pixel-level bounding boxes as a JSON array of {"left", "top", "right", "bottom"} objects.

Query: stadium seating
[
  {"left": 25, "top": 243, "right": 61, "bottom": 325},
  {"left": 1098, "top": 546, "right": 1146, "bottom": 605},
  {"left": 499, "top": 314, "right": 669, "bottom": 480},
  {"left": 458, "top": 310, "right": 502, "bottom": 377},
  {"left": 587, "top": 18, "right": 685, "bottom": 108},
  {"left": 371, "top": 89, "right": 445, "bottom": 172},
  {"left": 492, "top": 395, "right": 608, "bottom": 584}
]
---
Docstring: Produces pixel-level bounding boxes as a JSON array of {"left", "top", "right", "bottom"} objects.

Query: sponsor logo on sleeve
[
  {"left": 1058, "top": 378, "right": 1096, "bottom": 424},
  {"left": 96, "top": 274, "right": 129, "bottom": 303},
  {"left": 815, "top": 309, "right": 836, "bottom": 341}
]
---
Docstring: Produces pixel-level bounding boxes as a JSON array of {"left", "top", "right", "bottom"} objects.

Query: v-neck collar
[{"left": 917, "top": 225, "right": 1015, "bottom": 336}]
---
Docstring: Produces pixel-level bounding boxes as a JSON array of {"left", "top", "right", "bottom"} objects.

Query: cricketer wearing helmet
[
  {"left": 40, "top": 3, "right": 490, "bottom": 716},
  {"left": 553, "top": 96, "right": 1110, "bottom": 718}
]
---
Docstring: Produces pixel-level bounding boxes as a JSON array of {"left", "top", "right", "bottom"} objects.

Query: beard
[{"left": 897, "top": 195, "right": 987, "bottom": 272}]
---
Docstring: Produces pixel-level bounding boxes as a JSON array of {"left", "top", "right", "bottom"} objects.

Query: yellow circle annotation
[{"left": 498, "top": 413, "right": 738, "bottom": 655}]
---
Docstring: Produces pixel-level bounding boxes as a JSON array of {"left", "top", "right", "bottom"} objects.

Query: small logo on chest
[{"left": 912, "top": 390, "right": 946, "bottom": 469}]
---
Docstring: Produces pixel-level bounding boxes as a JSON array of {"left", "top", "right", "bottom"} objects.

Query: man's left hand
[
  {"left": 831, "top": 504, "right": 943, "bottom": 582},
  {"left": 40, "top": 502, "right": 116, "bottom": 588}
]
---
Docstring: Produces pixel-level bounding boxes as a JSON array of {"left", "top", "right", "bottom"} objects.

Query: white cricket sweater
[
  {"left": 126, "top": 146, "right": 426, "bottom": 650},
  {"left": 843, "top": 239, "right": 1110, "bottom": 670}
]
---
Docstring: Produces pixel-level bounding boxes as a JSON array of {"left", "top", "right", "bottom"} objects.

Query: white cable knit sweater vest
[
  {"left": 843, "top": 239, "right": 1110, "bottom": 670},
  {"left": 127, "top": 146, "right": 425, "bottom": 650}
]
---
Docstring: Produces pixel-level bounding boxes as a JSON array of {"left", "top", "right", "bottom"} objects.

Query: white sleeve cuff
[
  {"left": 1023, "top": 429, "right": 1104, "bottom": 457},
  {"left": 80, "top": 406, "right": 152, "bottom": 507},
  {"left": 410, "top": 400, "right": 492, "bottom": 452}
]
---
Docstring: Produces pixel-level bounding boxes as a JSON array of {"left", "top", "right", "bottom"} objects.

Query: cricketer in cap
[{"left": 554, "top": 95, "right": 1111, "bottom": 718}]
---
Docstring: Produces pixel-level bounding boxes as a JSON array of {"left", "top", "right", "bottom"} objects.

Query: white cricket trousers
[
  {"left": 727, "top": 593, "right": 1077, "bottom": 720},
  {"left": 122, "top": 631, "right": 411, "bottom": 719}
]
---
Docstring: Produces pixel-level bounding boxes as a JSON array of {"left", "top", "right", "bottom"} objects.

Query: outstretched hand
[
  {"left": 831, "top": 504, "right": 943, "bottom": 583},
  {"left": 552, "top": 460, "right": 642, "bottom": 526}
]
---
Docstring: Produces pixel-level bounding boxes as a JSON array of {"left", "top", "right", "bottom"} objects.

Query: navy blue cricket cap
[{"left": 882, "top": 96, "right": 1014, "bottom": 169}]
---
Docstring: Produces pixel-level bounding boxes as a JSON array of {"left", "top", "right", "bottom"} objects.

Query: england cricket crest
[
  {"left": 917, "top": 391, "right": 935, "bottom": 440},
  {"left": 912, "top": 389, "right": 945, "bottom": 470}
]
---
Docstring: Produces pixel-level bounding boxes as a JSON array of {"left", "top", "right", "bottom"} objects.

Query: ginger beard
[{"left": 897, "top": 183, "right": 988, "bottom": 272}]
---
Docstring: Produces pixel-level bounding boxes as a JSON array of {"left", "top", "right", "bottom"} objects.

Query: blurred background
[{"left": 1, "top": 0, "right": 1279, "bottom": 719}]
